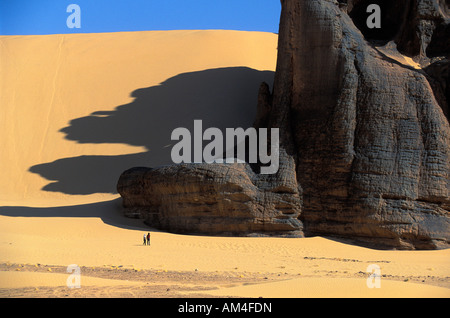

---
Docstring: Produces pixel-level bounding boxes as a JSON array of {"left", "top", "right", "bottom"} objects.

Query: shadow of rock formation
[
  {"left": 0, "top": 198, "right": 150, "bottom": 231},
  {"left": 29, "top": 67, "right": 274, "bottom": 195}
]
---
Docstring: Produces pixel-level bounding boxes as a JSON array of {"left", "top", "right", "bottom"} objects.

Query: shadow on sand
[
  {"left": 0, "top": 198, "right": 154, "bottom": 231},
  {"left": 0, "top": 67, "right": 273, "bottom": 227},
  {"left": 29, "top": 67, "right": 274, "bottom": 195}
]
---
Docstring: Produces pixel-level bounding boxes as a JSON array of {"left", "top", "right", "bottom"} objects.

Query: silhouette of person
[
  {"left": 147, "top": 232, "right": 151, "bottom": 246},
  {"left": 143, "top": 234, "right": 146, "bottom": 246}
]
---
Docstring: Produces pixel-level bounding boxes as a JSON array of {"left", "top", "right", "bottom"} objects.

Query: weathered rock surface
[
  {"left": 261, "top": 0, "right": 450, "bottom": 249},
  {"left": 118, "top": 164, "right": 303, "bottom": 236},
  {"left": 118, "top": 0, "right": 450, "bottom": 249}
]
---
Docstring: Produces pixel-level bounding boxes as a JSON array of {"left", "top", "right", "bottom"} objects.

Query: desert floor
[
  {"left": 0, "top": 197, "right": 449, "bottom": 298},
  {"left": 0, "top": 30, "right": 448, "bottom": 298}
]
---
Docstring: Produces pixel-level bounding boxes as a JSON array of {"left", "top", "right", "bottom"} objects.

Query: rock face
[
  {"left": 118, "top": 164, "right": 303, "bottom": 236},
  {"left": 118, "top": 0, "right": 450, "bottom": 249}
]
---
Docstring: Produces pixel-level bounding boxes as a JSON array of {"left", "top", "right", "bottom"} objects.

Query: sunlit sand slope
[{"left": 0, "top": 30, "right": 277, "bottom": 204}]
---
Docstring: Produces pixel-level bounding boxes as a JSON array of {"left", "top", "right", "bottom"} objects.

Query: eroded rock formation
[
  {"left": 118, "top": 0, "right": 450, "bottom": 249},
  {"left": 118, "top": 163, "right": 302, "bottom": 236}
]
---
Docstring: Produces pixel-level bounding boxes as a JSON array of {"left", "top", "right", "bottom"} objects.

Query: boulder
[{"left": 118, "top": 164, "right": 302, "bottom": 236}]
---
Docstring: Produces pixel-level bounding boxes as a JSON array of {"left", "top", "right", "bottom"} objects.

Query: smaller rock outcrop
[{"left": 117, "top": 163, "right": 303, "bottom": 237}]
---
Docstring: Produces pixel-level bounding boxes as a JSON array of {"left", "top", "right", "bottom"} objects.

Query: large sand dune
[
  {"left": 0, "top": 30, "right": 448, "bottom": 298},
  {"left": 0, "top": 30, "right": 276, "bottom": 204}
]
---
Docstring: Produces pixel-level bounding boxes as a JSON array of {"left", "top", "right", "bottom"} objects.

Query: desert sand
[{"left": 0, "top": 30, "right": 449, "bottom": 298}]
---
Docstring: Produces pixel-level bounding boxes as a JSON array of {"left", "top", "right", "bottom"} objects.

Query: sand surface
[
  {"left": 0, "top": 30, "right": 449, "bottom": 298},
  {"left": 1, "top": 200, "right": 448, "bottom": 298}
]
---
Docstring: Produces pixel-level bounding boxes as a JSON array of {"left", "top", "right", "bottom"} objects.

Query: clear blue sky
[{"left": 0, "top": 0, "right": 281, "bottom": 35}]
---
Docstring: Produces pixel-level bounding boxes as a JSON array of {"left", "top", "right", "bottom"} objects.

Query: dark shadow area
[
  {"left": 424, "top": 59, "right": 450, "bottom": 121},
  {"left": 0, "top": 198, "right": 153, "bottom": 231},
  {"left": 426, "top": 22, "right": 450, "bottom": 58},
  {"left": 349, "top": 0, "right": 410, "bottom": 45},
  {"left": 29, "top": 67, "right": 275, "bottom": 195}
]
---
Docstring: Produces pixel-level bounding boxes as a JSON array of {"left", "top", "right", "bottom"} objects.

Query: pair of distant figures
[{"left": 143, "top": 232, "right": 151, "bottom": 246}]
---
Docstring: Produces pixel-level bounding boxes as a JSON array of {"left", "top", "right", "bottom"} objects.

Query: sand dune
[
  {"left": 0, "top": 30, "right": 277, "bottom": 203},
  {"left": 0, "top": 30, "right": 449, "bottom": 298}
]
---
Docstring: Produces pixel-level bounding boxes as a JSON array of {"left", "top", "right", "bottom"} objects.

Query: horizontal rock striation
[{"left": 117, "top": 164, "right": 303, "bottom": 237}]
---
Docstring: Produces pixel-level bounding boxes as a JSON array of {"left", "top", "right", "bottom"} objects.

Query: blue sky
[{"left": 0, "top": 0, "right": 281, "bottom": 35}]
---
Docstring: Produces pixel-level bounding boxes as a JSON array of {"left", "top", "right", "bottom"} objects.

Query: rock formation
[
  {"left": 118, "top": 0, "right": 450, "bottom": 249},
  {"left": 118, "top": 164, "right": 302, "bottom": 236}
]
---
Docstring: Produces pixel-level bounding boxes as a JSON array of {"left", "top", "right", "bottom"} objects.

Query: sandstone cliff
[{"left": 118, "top": 0, "right": 450, "bottom": 249}]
